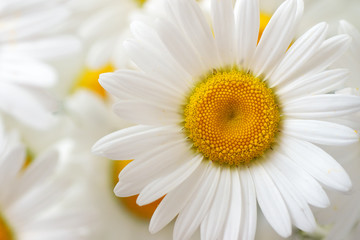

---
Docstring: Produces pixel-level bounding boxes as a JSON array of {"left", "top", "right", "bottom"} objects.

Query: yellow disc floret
[{"left": 183, "top": 69, "right": 280, "bottom": 166}]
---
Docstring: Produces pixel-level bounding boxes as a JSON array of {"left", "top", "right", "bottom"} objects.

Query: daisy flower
[
  {"left": 0, "top": 0, "right": 81, "bottom": 129},
  {"left": 0, "top": 121, "right": 93, "bottom": 240},
  {"left": 93, "top": 0, "right": 360, "bottom": 239}
]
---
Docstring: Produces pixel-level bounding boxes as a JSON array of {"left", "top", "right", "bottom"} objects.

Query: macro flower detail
[
  {"left": 92, "top": 0, "right": 360, "bottom": 239},
  {"left": 183, "top": 69, "right": 280, "bottom": 165}
]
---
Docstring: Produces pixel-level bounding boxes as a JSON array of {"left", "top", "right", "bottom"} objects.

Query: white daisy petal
[
  {"left": 6, "top": 150, "right": 58, "bottom": 204},
  {"left": 8, "top": 177, "right": 70, "bottom": 225},
  {"left": 283, "top": 119, "right": 359, "bottom": 146},
  {"left": 234, "top": 0, "right": 259, "bottom": 69},
  {"left": 339, "top": 20, "right": 360, "bottom": 62},
  {"left": 2, "top": 36, "right": 81, "bottom": 60},
  {"left": 149, "top": 161, "right": 208, "bottom": 234},
  {"left": 269, "top": 22, "right": 328, "bottom": 87},
  {"left": 113, "top": 100, "right": 181, "bottom": 126},
  {"left": 201, "top": 167, "right": 231, "bottom": 240},
  {"left": 130, "top": 21, "right": 161, "bottom": 44},
  {"left": 137, "top": 155, "right": 202, "bottom": 206},
  {"left": 166, "top": 0, "right": 219, "bottom": 69},
  {"left": 211, "top": 0, "right": 236, "bottom": 66},
  {"left": 276, "top": 69, "right": 348, "bottom": 100},
  {"left": 0, "top": 7, "right": 69, "bottom": 42},
  {"left": 154, "top": 17, "right": 206, "bottom": 77},
  {"left": 130, "top": 20, "right": 197, "bottom": 84},
  {"left": 113, "top": 180, "right": 145, "bottom": 198},
  {"left": 117, "top": 139, "right": 188, "bottom": 182},
  {"left": 250, "top": 0, "right": 303, "bottom": 78},
  {"left": 0, "top": 83, "right": 55, "bottom": 129},
  {"left": 280, "top": 137, "right": 352, "bottom": 192},
  {"left": 92, "top": 125, "right": 181, "bottom": 159},
  {"left": 283, "top": 94, "right": 360, "bottom": 119},
  {"left": 115, "top": 140, "right": 190, "bottom": 197},
  {"left": 24, "top": 211, "right": 93, "bottom": 231},
  {"left": 123, "top": 39, "right": 191, "bottom": 93},
  {"left": 250, "top": 162, "right": 292, "bottom": 238},
  {"left": 86, "top": 36, "right": 117, "bottom": 70},
  {"left": 0, "top": 145, "right": 25, "bottom": 202},
  {"left": 174, "top": 164, "right": 220, "bottom": 240},
  {"left": 222, "top": 169, "right": 242, "bottom": 239},
  {"left": 0, "top": 55, "right": 57, "bottom": 87},
  {"left": 238, "top": 168, "right": 257, "bottom": 240},
  {"left": 78, "top": 5, "right": 128, "bottom": 40},
  {"left": 286, "top": 34, "right": 351, "bottom": 80},
  {"left": 271, "top": 149, "right": 330, "bottom": 208},
  {"left": 264, "top": 159, "right": 316, "bottom": 232},
  {"left": 99, "top": 70, "right": 184, "bottom": 104}
]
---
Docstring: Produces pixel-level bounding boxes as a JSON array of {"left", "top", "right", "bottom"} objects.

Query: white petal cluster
[{"left": 93, "top": 0, "right": 360, "bottom": 239}]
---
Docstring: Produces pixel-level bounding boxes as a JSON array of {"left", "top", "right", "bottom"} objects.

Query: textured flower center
[
  {"left": 184, "top": 69, "right": 280, "bottom": 166},
  {"left": 112, "top": 161, "right": 163, "bottom": 219},
  {"left": 0, "top": 213, "right": 14, "bottom": 240}
]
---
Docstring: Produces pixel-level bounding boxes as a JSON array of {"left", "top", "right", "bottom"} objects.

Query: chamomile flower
[
  {"left": 0, "top": 121, "right": 93, "bottom": 240},
  {"left": 0, "top": 0, "right": 81, "bottom": 129},
  {"left": 93, "top": 0, "right": 360, "bottom": 239}
]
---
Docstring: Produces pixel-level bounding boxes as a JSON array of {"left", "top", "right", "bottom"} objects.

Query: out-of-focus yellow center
[
  {"left": 184, "top": 69, "right": 280, "bottom": 166},
  {"left": 259, "top": 12, "right": 271, "bottom": 43},
  {"left": 134, "top": 0, "right": 147, "bottom": 7},
  {"left": 112, "top": 161, "right": 163, "bottom": 220},
  {"left": 73, "top": 64, "right": 114, "bottom": 98},
  {"left": 0, "top": 213, "right": 14, "bottom": 240}
]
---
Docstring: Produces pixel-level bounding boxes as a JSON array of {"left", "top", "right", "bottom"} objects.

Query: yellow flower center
[
  {"left": 73, "top": 64, "right": 114, "bottom": 98},
  {"left": 183, "top": 69, "right": 280, "bottom": 166},
  {"left": 112, "top": 161, "right": 163, "bottom": 219},
  {"left": 134, "top": 0, "right": 146, "bottom": 7},
  {"left": 0, "top": 213, "right": 14, "bottom": 240}
]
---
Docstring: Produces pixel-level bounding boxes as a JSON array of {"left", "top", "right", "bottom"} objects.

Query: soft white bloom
[
  {"left": 93, "top": 0, "right": 360, "bottom": 239},
  {"left": 0, "top": 121, "right": 93, "bottom": 240},
  {"left": 0, "top": 0, "right": 81, "bottom": 129}
]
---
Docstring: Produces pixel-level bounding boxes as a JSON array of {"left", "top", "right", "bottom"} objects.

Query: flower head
[{"left": 93, "top": 0, "right": 360, "bottom": 239}]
